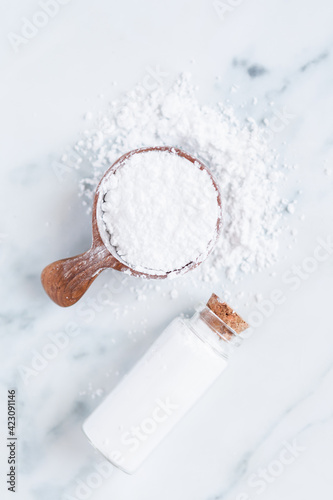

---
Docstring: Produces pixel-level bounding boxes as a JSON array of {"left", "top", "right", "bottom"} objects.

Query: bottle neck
[{"left": 186, "top": 305, "right": 243, "bottom": 359}]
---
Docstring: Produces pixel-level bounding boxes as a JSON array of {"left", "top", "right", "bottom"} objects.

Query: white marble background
[{"left": 1, "top": 0, "right": 333, "bottom": 499}]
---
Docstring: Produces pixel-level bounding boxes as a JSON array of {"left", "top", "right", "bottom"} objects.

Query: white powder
[
  {"left": 67, "top": 73, "right": 288, "bottom": 282},
  {"left": 99, "top": 149, "right": 220, "bottom": 274}
]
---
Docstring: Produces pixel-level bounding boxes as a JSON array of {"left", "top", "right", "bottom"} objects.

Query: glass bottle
[{"left": 83, "top": 293, "right": 248, "bottom": 474}]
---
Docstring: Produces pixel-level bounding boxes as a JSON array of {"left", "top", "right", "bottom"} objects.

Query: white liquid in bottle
[{"left": 83, "top": 296, "right": 247, "bottom": 474}]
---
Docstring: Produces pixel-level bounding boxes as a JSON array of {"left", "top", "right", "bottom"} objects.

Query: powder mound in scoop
[{"left": 100, "top": 150, "right": 220, "bottom": 273}]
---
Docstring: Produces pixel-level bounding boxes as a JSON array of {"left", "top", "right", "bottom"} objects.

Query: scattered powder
[
  {"left": 287, "top": 202, "right": 296, "bottom": 214},
  {"left": 99, "top": 149, "right": 220, "bottom": 274},
  {"left": 67, "top": 73, "right": 289, "bottom": 282},
  {"left": 79, "top": 383, "right": 104, "bottom": 399}
]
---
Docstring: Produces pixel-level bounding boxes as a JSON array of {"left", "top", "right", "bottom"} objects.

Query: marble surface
[{"left": 1, "top": 0, "right": 333, "bottom": 499}]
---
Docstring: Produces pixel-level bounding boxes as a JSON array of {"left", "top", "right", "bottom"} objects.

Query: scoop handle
[{"left": 41, "top": 246, "right": 117, "bottom": 307}]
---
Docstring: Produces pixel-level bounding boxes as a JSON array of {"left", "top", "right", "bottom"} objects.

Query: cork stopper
[{"left": 201, "top": 293, "right": 249, "bottom": 341}]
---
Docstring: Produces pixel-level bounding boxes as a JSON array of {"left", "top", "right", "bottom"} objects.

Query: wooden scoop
[{"left": 41, "top": 146, "right": 222, "bottom": 307}]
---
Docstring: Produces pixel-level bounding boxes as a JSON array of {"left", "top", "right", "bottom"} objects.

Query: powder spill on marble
[
  {"left": 99, "top": 149, "right": 220, "bottom": 273},
  {"left": 68, "top": 73, "right": 287, "bottom": 282}
]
